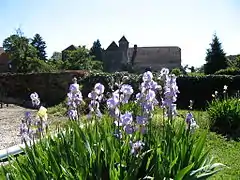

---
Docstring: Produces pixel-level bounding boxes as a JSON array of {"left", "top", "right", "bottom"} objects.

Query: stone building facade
[
  {"left": 103, "top": 36, "right": 181, "bottom": 72},
  {"left": 0, "top": 47, "right": 11, "bottom": 73}
]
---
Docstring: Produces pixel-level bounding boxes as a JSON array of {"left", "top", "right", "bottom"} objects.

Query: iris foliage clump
[{"left": 208, "top": 85, "right": 240, "bottom": 137}]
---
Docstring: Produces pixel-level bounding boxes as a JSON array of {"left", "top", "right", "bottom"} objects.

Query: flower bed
[{"left": 1, "top": 69, "right": 226, "bottom": 179}]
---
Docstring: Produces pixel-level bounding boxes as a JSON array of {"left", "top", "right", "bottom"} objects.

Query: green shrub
[
  {"left": 171, "top": 68, "right": 183, "bottom": 76},
  {"left": 187, "top": 72, "right": 205, "bottom": 77},
  {"left": 215, "top": 67, "right": 240, "bottom": 75},
  {"left": 207, "top": 97, "right": 240, "bottom": 137}
]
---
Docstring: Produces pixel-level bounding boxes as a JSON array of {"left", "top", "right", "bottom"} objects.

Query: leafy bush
[
  {"left": 215, "top": 67, "right": 240, "bottom": 75},
  {"left": 207, "top": 96, "right": 240, "bottom": 137},
  {"left": 171, "top": 68, "right": 183, "bottom": 76},
  {"left": 187, "top": 72, "right": 205, "bottom": 77}
]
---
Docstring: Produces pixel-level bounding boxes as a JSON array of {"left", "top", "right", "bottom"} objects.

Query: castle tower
[{"left": 118, "top": 36, "right": 129, "bottom": 64}]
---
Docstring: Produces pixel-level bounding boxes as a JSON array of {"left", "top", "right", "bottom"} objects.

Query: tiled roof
[
  {"left": 106, "top": 41, "right": 119, "bottom": 51},
  {"left": 62, "top": 45, "right": 78, "bottom": 51},
  {"left": 118, "top": 36, "right": 128, "bottom": 43}
]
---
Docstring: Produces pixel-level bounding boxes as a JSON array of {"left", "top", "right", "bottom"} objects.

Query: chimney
[{"left": 131, "top": 44, "right": 138, "bottom": 66}]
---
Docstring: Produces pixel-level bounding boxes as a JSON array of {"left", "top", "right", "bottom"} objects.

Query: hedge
[
  {"left": 214, "top": 67, "right": 240, "bottom": 75},
  {"left": 79, "top": 72, "right": 240, "bottom": 110}
]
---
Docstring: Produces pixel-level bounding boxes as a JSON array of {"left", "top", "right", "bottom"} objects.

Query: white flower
[
  {"left": 223, "top": 85, "right": 228, "bottom": 90},
  {"left": 30, "top": 92, "right": 40, "bottom": 106},
  {"left": 94, "top": 83, "right": 105, "bottom": 95},
  {"left": 142, "top": 71, "right": 153, "bottom": 82},
  {"left": 120, "top": 84, "right": 134, "bottom": 95},
  {"left": 160, "top": 68, "right": 170, "bottom": 76}
]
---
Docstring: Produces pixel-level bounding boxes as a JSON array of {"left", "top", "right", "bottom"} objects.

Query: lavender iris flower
[
  {"left": 67, "top": 78, "right": 83, "bottom": 120},
  {"left": 130, "top": 141, "right": 145, "bottom": 155},
  {"left": 161, "top": 72, "right": 180, "bottom": 118},
  {"left": 185, "top": 112, "right": 199, "bottom": 132},
  {"left": 87, "top": 83, "right": 105, "bottom": 119}
]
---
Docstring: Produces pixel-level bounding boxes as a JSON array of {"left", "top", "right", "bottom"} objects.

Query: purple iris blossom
[
  {"left": 136, "top": 116, "right": 148, "bottom": 125},
  {"left": 141, "top": 81, "right": 161, "bottom": 93},
  {"left": 160, "top": 68, "right": 170, "bottom": 76},
  {"left": 186, "top": 112, "right": 194, "bottom": 124},
  {"left": 67, "top": 91, "right": 83, "bottom": 108},
  {"left": 161, "top": 72, "right": 180, "bottom": 118},
  {"left": 69, "top": 83, "right": 80, "bottom": 93},
  {"left": 88, "top": 91, "right": 98, "bottom": 100},
  {"left": 109, "top": 107, "right": 120, "bottom": 119},
  {"left": 135, "top": 93, "right": 142, "bottom": 101},
  {"left": 146, "top": 89, "right": 157, "bottom": 102},
  {"left": 68, "top": 109, "right": 78, "bottom": 120},
  {"left": 24, "top": 111, "right": 32, "bottom": 125},
  {"left": 185, "top": 112, "right": 199, "bottom": 132},
  {"left": 120, "top": 112, "right": 133, "bottom": 125},
  {"left": 130, "top": 140, "right": 145, "bottom": 155},
  {"left": 94, "top": 83, "right": 105, "bottom": 95},
  {"left": 107, "top": 95, "right": 119, "bottom": 109},
  {"left": 87, "top": 83, "right": 105, "bottom": 119},
  {"left": 124, "top": 124, "right": 136, "bottom": 134},
  {"left": 88, "top": 100, "right": 102, "bottom": 118},
  {"left": 120, "top": 84, "right": 134, "bottom": 95},
  {"left": 66, "top": 79, "right": 83, "bottom": 120},
  {"left": 20, "top": 122, "right": 34, "bottom": 143},
  {"left": 142, "top": 71, "right": 153, "bottom": 82}
]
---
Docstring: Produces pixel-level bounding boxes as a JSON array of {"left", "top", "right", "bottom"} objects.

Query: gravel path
[{"left": 0, "top": 104, "right": 36, "bottom": 150}]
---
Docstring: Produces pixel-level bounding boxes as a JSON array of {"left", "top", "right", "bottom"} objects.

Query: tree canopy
[
  {"left": 89, "top": 39, "right": 103, "bottom": 61},
  {"left": 62, "top": 46, "right": 103, "bottom": 71},
  {"left": 204, "top": 33, "right": 228, "bottom": 74},
  {"left": 31, "top": 33, "right": 47, "bottom": 61}
]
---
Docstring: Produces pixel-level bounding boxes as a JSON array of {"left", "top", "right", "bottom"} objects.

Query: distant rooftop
[
  {"left": 129, "top": 46, "right": 180, "bottom": 49},
  {"left": 62, "top": 45, "right": 78, "bottom": 51},
  {"left": 106, "top": 41, "right": 119, "bottom": 51},
  {"left": 118, "top": 36, "right": 129, "bottom": 43}
]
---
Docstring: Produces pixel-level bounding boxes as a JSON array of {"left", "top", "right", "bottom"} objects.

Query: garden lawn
[{"left": 179, "top": 110, "right": 240, "bottom": 179}]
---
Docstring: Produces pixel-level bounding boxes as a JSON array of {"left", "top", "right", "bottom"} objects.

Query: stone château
[
  {"left": 103, "top": 36, "right": 181, "bottom": 72},
  {"left": 62, "top": 36, "right": 182, "bottom": 72}
]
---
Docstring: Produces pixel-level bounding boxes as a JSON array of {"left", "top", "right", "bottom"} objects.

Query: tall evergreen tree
[
  {"left": 31, "top": 34, "right": 47, "bottom": 61},
  {"left": 89, "top": 39, "right": 103, "bottom": 61},
  {"left": 204, "top": 33, "right": 228, "bottom": 74}
]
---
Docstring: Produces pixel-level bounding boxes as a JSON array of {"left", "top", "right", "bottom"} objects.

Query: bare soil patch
[{"left": 0, "top": 104, "right": 36, "bottom": 150}]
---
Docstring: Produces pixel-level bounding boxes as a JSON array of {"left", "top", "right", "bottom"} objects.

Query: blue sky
[{"left": 0, "top": 0, "right": 239, "bottom": 67}]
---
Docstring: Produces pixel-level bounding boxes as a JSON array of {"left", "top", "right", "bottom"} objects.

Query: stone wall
[
  {"left": 128, "top": 46, "right": 181, "bottom": 72},
  {"left": 0, "top": 70, "right": 88, "bottom": 107}
]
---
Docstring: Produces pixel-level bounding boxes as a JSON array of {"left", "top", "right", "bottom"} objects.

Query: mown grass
[
  {"left": 1, "top": 104, "right": 240, "bottom": 179},
  {"left": 182, "top": 110, "right": 240, "bottom": 179}
]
